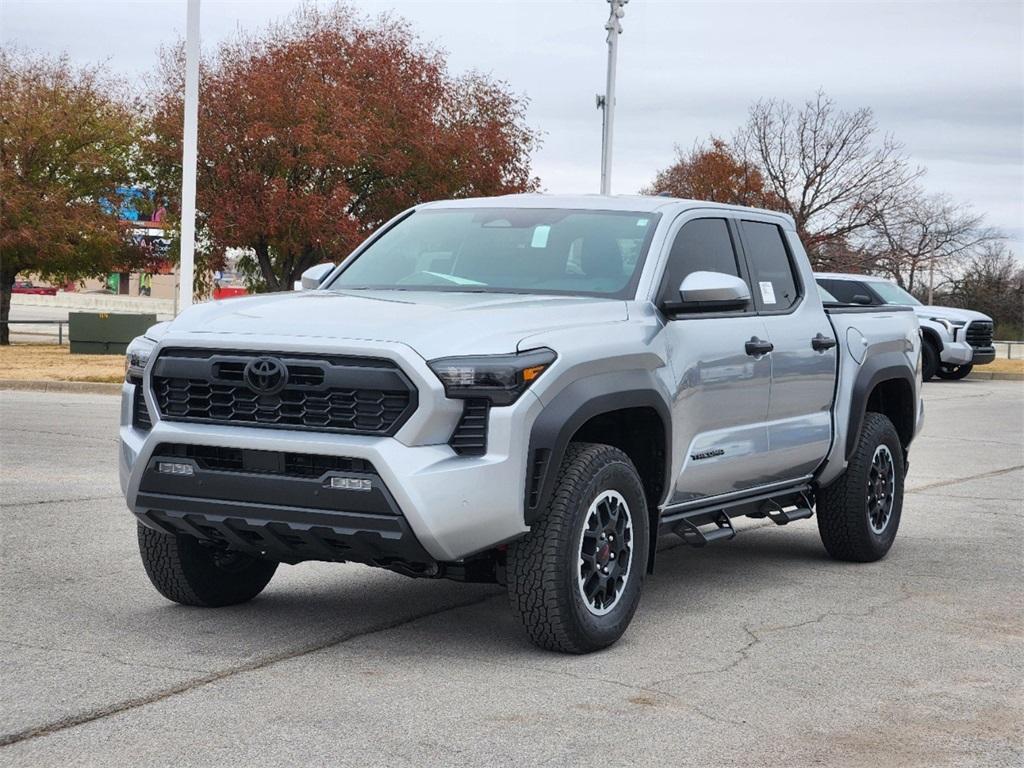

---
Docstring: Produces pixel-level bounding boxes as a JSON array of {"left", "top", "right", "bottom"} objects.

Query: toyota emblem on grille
[{"left": 243, "top": 357, "right": 289, "bottom": 395}]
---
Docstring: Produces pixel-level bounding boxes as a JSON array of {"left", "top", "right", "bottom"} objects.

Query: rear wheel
[
  {"left": 816, "top": 412, "right": 904, "bottom": 562},
  {"left": 506, "top": 443, "right": 649, "bottom": 653},
  {"left": 921, "top": 341, "right": 939, "bottom": 381},
  {"left": 937, "top": 363, "right": 973, "bottom": 380},
  {"left": 138, "top": 522, "right": 278, "bottom": 607}
]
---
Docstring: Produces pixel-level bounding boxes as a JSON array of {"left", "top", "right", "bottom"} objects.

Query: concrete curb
[
  {"left": 0, "top": 379, "right": 121, "bottom": 395},
  {"left": 966, "top": 372, "right": 1024, "bottom": 381}
]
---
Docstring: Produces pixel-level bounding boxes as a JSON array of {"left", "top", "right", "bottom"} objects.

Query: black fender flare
[
  {"left": 524, "top": 370, "right": 672, "bottom": 571},
  {"left": 845, "top": 350, "right": 916, "bottom": 460},
  {"left": 920, "top": 325, "right": 943, "bottom": 353}
]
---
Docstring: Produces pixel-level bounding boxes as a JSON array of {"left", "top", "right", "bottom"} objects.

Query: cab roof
[{"left": 418, "top": 193, "right": 796, "bottom": 228}]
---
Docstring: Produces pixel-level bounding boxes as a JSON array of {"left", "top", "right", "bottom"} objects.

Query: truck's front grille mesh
[
  {"left": 150, "top": 349, "right": 416, "bottom": 435},
  {"left": 449, "top": 399, "right": 490, "bottom": 456},
  {"left": 965, "top": 321, "right": 993, "bottom": 349}
]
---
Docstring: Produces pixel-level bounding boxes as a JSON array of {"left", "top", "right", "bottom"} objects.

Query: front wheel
[
  {"left": 816, "top": 412, "right": 904, "bottom": 562},
  {"left": 506, "top": 443, "right": 649, "bottom": 653},
  {"left": 138, "top": 522, "right": 278, "bottom": 607},
  {"left": 937, "top": 363, "right": 973, "bottom": 380}
]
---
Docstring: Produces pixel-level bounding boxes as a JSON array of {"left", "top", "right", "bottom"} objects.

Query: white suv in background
[{"left": 816, "top": 273, "right": 996, "bottom": 381}]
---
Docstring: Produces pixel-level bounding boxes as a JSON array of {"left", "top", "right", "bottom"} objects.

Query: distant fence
[
  {"left": 2, "top": 320, "right": 67, "bottom": 344},
  {"left": 994, "top": 340, "right": 1023, "bottom": 360}
]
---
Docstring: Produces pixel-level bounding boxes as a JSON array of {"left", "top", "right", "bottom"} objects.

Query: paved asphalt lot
[{"left": 1, "top": 381, "right": 1021, "bottom": 767}]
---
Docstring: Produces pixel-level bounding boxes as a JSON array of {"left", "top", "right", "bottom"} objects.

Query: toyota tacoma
[{"left": 120, "top": 195, "right": 923, "bottom": 652}]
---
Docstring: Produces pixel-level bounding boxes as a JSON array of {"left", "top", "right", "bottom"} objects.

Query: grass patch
[
  {"left": 0, "top": 344, "right": 124, "bottom": 383},
  {"left": 982, "top": 358, "right": 1024, "bottom": 374}
]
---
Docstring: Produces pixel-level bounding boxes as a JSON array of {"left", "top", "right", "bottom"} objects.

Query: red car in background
[{"left": 12, "top": 280, "right": 58, "bottom": 296}]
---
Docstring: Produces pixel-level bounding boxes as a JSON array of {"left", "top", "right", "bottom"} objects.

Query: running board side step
[
  {"left": 673, "top": 512, "right": 735, "bottom": 547},
  {"left": 760, "top": 504, "right": 814, "bottom": 525},
  {"left": 754, "top": 490, "right": 815, "bottom": 526},
  {"left": 657, "top": 483, "right": 815, "bottom": 547}
]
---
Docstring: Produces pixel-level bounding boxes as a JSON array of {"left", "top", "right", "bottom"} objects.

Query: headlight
[
  {"left": 428, "top": 349, "right": 556, "bottom": 406},
  {"left": 124, "top": 335, "right": 156, "bottom": 382},
  {"left": 930, "top": 318, "right": 966, "bottom": 334}
]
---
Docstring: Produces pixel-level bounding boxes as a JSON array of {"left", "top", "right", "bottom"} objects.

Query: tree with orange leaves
[
  {"left": 146, "top": 4, "right": 540, "bottom": 293},
  {"left": 641, "top": 138, "right": 778, "bottom": 209},
  {"left": 0, "top": 51, "right": 145, "bottom": 344}
]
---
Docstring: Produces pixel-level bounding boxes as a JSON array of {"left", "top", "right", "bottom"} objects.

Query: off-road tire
[
  {"left": 937, "top": 363, "right": 973, "bottom": 380},
  {"left": 138, "top": 522, "right": 278, "bottom": 607},
  {"left": 921, "top": 340, "right": 939, "bottom": 381},
  {"left": 506, "top": 443, "right": 649, "bottom": 653},
  {"left": 817, "top": 412, "right": 904, "bottom": 562}
]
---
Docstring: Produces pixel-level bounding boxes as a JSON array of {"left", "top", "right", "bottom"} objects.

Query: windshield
[
  {"left": 326, "top": 208, "right": 661, "bottom": 298},
  {"left": 868, "top": 281, "right": 921, "bottom": 306}
]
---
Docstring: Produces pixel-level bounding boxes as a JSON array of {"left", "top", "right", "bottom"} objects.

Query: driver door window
[{"left": 657, "top": 218, "right": 745, "bottom": 307}]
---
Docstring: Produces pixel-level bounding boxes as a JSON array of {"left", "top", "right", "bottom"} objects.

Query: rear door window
[{"left": 740, "top": 221, "right": 800, "bottom": 311}]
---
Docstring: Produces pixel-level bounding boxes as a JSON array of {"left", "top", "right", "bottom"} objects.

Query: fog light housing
[
  {"left": 158, "top": 462, "right": 194, "bottom": 476},
  {"left": 329, "top": 476, "right": 372, "bottom": 491}
]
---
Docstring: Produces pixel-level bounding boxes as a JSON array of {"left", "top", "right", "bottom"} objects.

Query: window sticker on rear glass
[
  {"left": 759, "top": 281, "right": 777, "bottom": 305},
  {"left": 636, "top": 218, "right": 649, "bottom": 227}
]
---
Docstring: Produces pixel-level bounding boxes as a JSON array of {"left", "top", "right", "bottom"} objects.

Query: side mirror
[
  {"left": 665, "top": 271, "right": 751, "bottom": 313},
  {"left": 851, "top": 294, "right": 873, "bottom": 305},
  {"left": 297, "top": 262, "right": 335, "bottom": 291}
]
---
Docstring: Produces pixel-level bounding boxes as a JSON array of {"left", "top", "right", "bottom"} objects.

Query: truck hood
[
  {"left": 912, "top": 305, "right": 992, "bottom": 324},
  {"left": 160, "top": 289, "right": 628, "bottom": 359}
]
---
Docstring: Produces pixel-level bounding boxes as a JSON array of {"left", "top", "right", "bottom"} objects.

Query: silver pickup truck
[{"left": 120, "top": 195, "right": 923, "bottom": 653}]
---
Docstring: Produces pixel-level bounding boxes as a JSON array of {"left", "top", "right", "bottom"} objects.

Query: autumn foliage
[
  {"left": 641, "top": 138, "right": 778, "bottom": 209},
  {"left": 147, "top": 4, "right": 540, "bottom": 292},
  {"left": 0, "top": 51, "right": 145, "bottom": 344}
]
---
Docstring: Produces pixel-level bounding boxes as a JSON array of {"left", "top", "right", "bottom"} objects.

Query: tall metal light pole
[
  {"left": 597, "top": 0, "right": 627, "bottom": 195},
  {"left": 178, "top": 0, "right": 201, "bottom": 312}
]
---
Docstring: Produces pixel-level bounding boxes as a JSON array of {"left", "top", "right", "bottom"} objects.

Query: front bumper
[
  {"left": 937, "top": 340, "right": 974, "bottom": 366},
  {"left": 970, "top": 347, "right": 996, "bottom": 365},
  {"left": 119, "top": 335, "right": 543, "bottom": 565}
]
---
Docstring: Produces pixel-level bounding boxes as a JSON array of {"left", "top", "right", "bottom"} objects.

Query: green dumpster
[{"left": 68, "top": 313, "right": 157, "bottom": 355}]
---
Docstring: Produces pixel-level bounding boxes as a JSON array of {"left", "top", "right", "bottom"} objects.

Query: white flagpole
[
  {"left": 178, "top": 0, "right": 200, "bottom": 312},
  {"left": 599, "top": 0, "right": 627, "bottom": 195}
]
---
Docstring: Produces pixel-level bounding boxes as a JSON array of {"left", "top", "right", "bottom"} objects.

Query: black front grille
[
  {"left": 965, "top": 321, "right": 994, "bottom": 349},
  {"left": 131, "top": 381, "right": 152, "bottom": 431},
  {"left": 153, "top": 443, "right": 375, "bottom": 478},
  {"left": 449, "top": 399, "right": 490, "bottom": 456},
  {"left": 150, "top": 349, "right": 416, "bottom": 435}
]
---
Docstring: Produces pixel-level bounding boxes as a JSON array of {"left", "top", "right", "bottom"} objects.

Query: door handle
[
  {"left": 745, "top": 337, "right": 774, "bottom": 356},
  {"left": 812, "top": 333, "right": 837, "bottom": 351}
]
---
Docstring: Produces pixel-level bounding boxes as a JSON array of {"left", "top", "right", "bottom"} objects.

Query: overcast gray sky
[{"left": 3, "top": 0, "right": 1022, "bottom": 250}]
